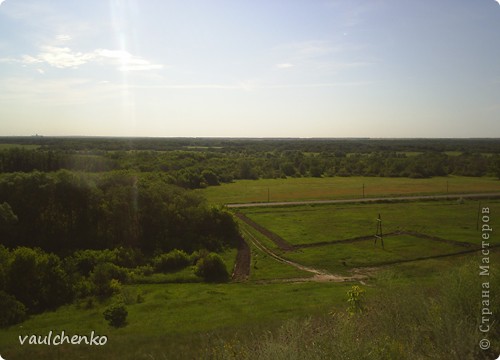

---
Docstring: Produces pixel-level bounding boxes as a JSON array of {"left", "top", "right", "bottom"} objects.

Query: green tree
[
  {"left": 103, "top": 302, "right": 128, "bottom": 328},
  {"left": 7, "top": 247, "right": 72, "bottom": 313},
  {"left": 195, "top": 252, "right": 229, "bottom": 282},
  {"left": 0, "top": 291, "right": 26, "bottom": 327}
]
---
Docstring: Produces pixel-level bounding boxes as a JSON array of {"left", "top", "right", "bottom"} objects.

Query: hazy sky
[{"left": 1, "top": 0, "right": 499, "bottom": 137}]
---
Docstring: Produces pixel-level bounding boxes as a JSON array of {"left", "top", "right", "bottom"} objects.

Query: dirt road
[{"left": 226, "top": 192, "right": 500, "bottom": 208}]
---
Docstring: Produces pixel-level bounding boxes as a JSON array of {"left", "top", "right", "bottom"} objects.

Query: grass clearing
[
  {"left": 240, "top": 199, "right": 500, "bottom": 245},
  {"left": 0, "top": 281, "right": 352, "bottom": 359},
  {"left": 240, "top": 227, "right": 312, "bottom": 281},
  {"left": 198, "top": 176, "right": 500, "bottom": 205},
  {"left": 284, "top": 234, "right": 470, "bottom": 275}
]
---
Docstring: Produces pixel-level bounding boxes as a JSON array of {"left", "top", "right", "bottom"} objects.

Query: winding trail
[{"left": 240, "top": 227, "right": 369, "bottom": 283}]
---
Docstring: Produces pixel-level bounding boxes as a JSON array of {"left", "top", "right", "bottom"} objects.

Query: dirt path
[
  {"left": 231, "top": 235, "right": 251, "bottom": 282},
  {"left": 241, "top": 227, "right": 368, "bottom": 283},
  {"left": 234, "top": 212, "right": 294, "bottom": 251},
  {"left": 294, "top": 230, "right": 474, "bottom": 249},
  {"left": 227, "top": 192, "right": 500, "bottom": 208}
]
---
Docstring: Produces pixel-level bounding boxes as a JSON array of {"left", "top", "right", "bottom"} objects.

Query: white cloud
[
  {"left": 276, "top": 63, "right": 294, "bottom": 69},
  {"left": 94, "top": 49, "right": 164, "bottom": 71},
  {"left": 55, "top": 34, "right": 72, "bottom": 42},
  {"left": 0, "top": 0, "right": 6, "bottom": 6},
  {"left": 34, "top": 46, "right": 95, "bottom": 68},
  {"left": 19, "top": 46, "right": 163, "bottom": 71},
  {"left": 495, "top": 0, "right": 500, "bottom": 5},
  {"left": 288, "top": 40, "right": 334, "bottom": 59}
]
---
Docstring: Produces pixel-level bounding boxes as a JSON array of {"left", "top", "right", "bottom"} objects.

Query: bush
[
  {"left": 7, "top": 247, "right": 72, "bottom": 313},
  {"left": 67, "top": 249, "right": 116, "bottom": 276},
  {"left": 112, "top": 247, "right": 145, "bottom": 268},
  {"left": 90, "top": 262, "right": 129, "bottom": 298},
  {"left": 103, "top": 303, "right": 128, "bottom": 328},
  {"left": 152, "top": 249, "right": 191, "bottom": 273},
  {"left": 0, "top": 291, "right": 26, "bottom": 327},
  {"left": 134, "top": 264, "right": 155, "bottom": 277},
  {"left": 195, "top": 252, "right": 229, "bottom": 283}
]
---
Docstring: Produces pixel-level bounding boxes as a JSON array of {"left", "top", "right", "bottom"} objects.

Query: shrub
[
  {"left": 67, "top": 249, "right": 116, "bottom": 276},
  {"left": 152, "top": 249, "right": 191, "bottom": 273},
  {"left": 7, "top": 247, "right": 72, "bottom": 313},
  {"left": 346, "top": 285, "right": 365, "bottom": 316},
  {"left": 0, "top": 291, "right": 26, "bottom": 327},
  {"left": 195, "top": 252, "right": 229, "bottom": 283},
  {"left": 112, "top": 247, "right": 145, "bottom": 268},
  {"left": 103, "top": 303, "right": 128, "bottom": 328},
  {"left": 90, "top": 262, "right": 129, "bottom": 298},
  {"left": 134, "top": 264, "right": 154, "bottom": 276}
]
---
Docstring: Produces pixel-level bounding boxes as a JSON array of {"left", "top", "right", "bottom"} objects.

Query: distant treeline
[
  {"left": 2, "top": 136, "right": 500, "bottom": 153},
  {"left": 1, "top": 142, "right": 499, "bottom": 188}
]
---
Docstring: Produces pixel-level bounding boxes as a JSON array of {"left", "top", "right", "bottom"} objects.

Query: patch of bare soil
[{"left": 231, "top": 235, "right": 251, "bottom": 282}]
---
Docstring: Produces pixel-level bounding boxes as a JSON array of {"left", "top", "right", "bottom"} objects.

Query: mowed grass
[
  {"left": 198, "top": 176, "right": 500, "bottom": 205},
  {"left": 240, "top": 199, "right": 500, "bottom": 245},
  {"left": 238, "top": 222, "right": 313, "bottom": 281},
  {"left": 284, "top": 235, "right": 470, "bottom": 275},
  {"left": 0, "top": 281, "right": 352, "bottom": 360}
]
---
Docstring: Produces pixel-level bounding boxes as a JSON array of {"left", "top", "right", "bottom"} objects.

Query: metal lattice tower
[{"left": 374, "top": 213, "right": 384, "bottom": 249}]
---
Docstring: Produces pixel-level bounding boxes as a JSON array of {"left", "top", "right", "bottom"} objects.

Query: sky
[{"left": 0, "top": 0, "right": 499, "bottom": 138}]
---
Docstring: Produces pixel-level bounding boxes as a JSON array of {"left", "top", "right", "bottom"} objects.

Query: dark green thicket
[{"left": 0, "top": 171, "right": 239, "bottom": 254}]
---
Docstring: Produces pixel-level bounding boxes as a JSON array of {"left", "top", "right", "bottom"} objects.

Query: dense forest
[{"left": 0, "top": 137, "right": 499, "bottom": 327}]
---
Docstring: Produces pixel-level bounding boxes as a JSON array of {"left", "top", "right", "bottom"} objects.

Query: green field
[
  {"left": 236, "top": 199, "right": 500, "bottom": 277},
  {"left": 239, "top": 200, "right": 500, "bottom": 246},
  {"left": 198, "top": 176, "right": 500, "bottom": 205},
  {"left": 0, "top": 281, "right": 353, "bottom": 359},
  {"left": 285, "top": 235, "right": 471, "bottom": 274}
]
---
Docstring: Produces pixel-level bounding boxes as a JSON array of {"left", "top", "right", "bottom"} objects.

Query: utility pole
[{"left": 375, "top": 213, "right": 384, "bottom": 249}]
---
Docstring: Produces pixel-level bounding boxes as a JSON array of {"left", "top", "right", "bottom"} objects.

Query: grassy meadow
[
  {"left": 239, "top": 199, "right": 500, "bottom": 245},
  {"left": 0, "top": 281, "right": 354, "bottom": 359},
  {"left": 198, "top": 176, "right": 500, "bottom": 205},
  {"left": 284, "top": 234, "right": 471, "bottom": 275}
]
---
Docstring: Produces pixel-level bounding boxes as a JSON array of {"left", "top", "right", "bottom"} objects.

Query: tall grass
[{"left": 209, "top": 260, "right": 499, "bottom": 360}]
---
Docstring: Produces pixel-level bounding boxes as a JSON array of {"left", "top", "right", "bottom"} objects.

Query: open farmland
[
  {"left": 199, "top": 176, "right": 500, "bottom": 205},
  {"left": 237, "top": 200, "right": 500, "bottom": 246},
  {"left": 235, "top": 199, "right": 500, "bottom": 274}
]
